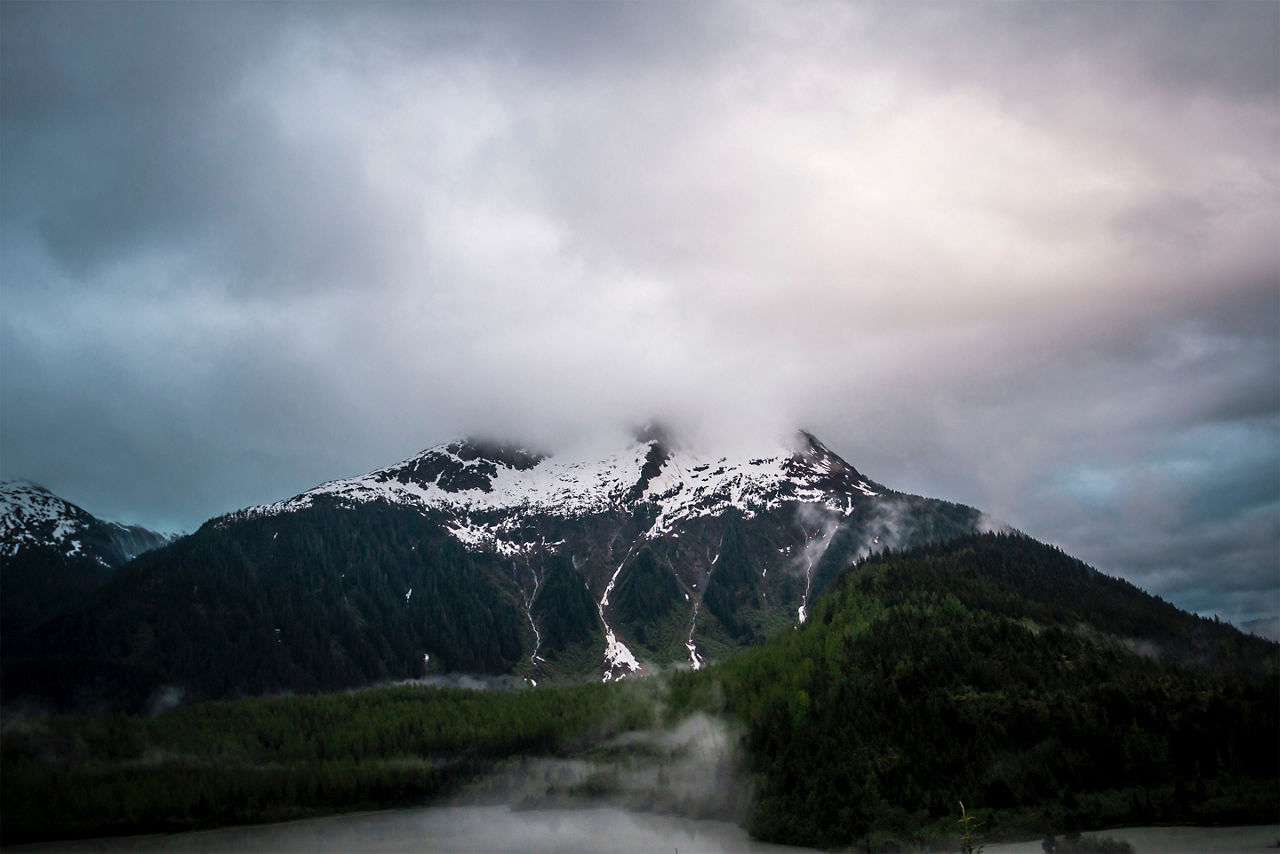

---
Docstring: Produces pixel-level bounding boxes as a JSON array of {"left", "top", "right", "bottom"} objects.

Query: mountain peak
[
  {"left": 448, "top": 438, "right": 546, "bottom": 471},
  {"left": 1, "top": 478, "right": 58, "bottom": 503},
  {"left": 1, "top": 479, "right": 95, "bottom": 556},
  {"left": 1, "top": 480, "right": 174, "bottom": 564},
  {"left": 632, "top": 421, "right": 675, "bottom": 448},
  {"left": 230, "top": 429, "right": 890, "bottom": 556}
]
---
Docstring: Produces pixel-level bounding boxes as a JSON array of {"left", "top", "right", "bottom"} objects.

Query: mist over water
[
  {"left": 7, "top": 711, "right": 787, "bottom": 853},
  {"left": 468, "top": 713, "right": 748, "bottom": 822}
]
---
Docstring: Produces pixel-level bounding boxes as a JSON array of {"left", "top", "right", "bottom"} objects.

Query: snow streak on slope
[
  {"left": 686, "top": 598, "right": 704, "bottom": 671},
  {"left": 219, "top": 431, "right": 891, "bottom": 678},
  {"left": 795, "top": 506, "right": 840, "bottom": 624},
  {"left": 598, "top": 546, "right": 643, "bottom": 682},
  {"left": 684, "top": 534, "right": 722, "bottom": 670},
  {"left": 513, "top": 558, "right": 546, "bottom": 673}
]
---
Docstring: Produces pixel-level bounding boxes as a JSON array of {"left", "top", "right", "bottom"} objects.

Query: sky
[{"left": 2, "top": 1, "right": 1277, "bottom": 636}]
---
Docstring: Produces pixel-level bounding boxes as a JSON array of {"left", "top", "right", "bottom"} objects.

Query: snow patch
[
  {"left": 599, "top": 547, "right": 643, "bottom": 682},
  {"left": 0, "top": 481, "right": 91, "bottom": 555}
]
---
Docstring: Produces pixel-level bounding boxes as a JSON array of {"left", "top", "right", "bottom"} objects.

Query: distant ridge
[{"left": 0, "top": 481, "right": 174, "bottom": 643}]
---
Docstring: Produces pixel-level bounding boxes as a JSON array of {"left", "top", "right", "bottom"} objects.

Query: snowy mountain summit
[
  {"left": 1, "top": 480, "right": 170, "bottom": 565},
  {"left": 1, "top": 480, "right": 100, "bottom": 562},
  {"left": 234, "top": 430, "right": 885, "bottom": 557}
]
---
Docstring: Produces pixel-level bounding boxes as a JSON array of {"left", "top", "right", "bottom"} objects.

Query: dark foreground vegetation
[
  {"left": 0, "top": 681, "right": 655, "bottom": 845},
  {"left": 2, "top": 534, "right": 1276, "bottom": 849}
]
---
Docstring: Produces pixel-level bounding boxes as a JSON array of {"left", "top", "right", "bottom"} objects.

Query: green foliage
[
  {"left": 0, "top": 492, "right": 169, "bottom": 647},
  {"left": 959, "top": 801, "right": 984, "bottom": 854},
  {"left": 612, "top": 546, "right": 682, "bottom": 653},
  {"left": 808, "top": 494, "right": 982, "bottom": 598},
  {"left": 0, "top": 679, "right": 656, "bottom": 845},
  {"left": 529, "top": 553, "right": 601, "bottom": 658},
  {"left": 0, "top": 547, "right": 116, "bottom": 645},
  {"left": 4, "top": 474, "right": 997, "bottom": 710},
  {"left": 702, "top": 514, "right": 766, "bottom": 643}
]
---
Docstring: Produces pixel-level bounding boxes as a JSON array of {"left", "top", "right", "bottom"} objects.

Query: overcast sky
[{"left": 2, "top": 1, "right": 1277, "bottom": 635}]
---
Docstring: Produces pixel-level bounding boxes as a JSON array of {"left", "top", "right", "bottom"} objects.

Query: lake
[
  {"left": 984, "top": 824, "right": 1280, "bottom": 854},
  {"left": 9, "top": 807, "right": 1277, "bottom": 853},
  {"left": 7, "top": 805, "right": 807, "bottom": 853}
]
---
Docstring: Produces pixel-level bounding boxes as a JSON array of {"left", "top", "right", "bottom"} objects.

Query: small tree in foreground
[{"left": 958, "top": 801, "right": 984, "bottom": 854}]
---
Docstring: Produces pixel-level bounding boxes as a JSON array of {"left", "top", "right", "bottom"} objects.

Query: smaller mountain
[
  {"left": 0, "top": 481, "right": 174, "bottom": 643},
  {"left": 672, "top": 532, "right": 1279, "bottom": 848}
]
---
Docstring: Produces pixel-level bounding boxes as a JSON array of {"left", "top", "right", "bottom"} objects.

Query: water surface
[
  {"left": 984, "top": 824, "right": 1280, "bottom": 854},
  {"left": 12, "top": 808, "right": 1277, "bottom": 853},
  {"left": 10, "top": 805, "right": 808, "bottom": 853}
]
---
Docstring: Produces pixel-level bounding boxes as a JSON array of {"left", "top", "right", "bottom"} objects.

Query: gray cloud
[{"left": 1, "top": 1, "right": 1276, "bottom": 627}]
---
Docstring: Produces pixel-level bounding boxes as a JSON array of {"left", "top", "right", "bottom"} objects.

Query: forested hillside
[
  {"left": 3, "top": 502, "right": 535, "bottom": 711},
  {"left": 669, "top": 533, "right": 1279, "bottom": 848},
  {"left": 0, "top": 681, "right": 656, "bottom": 845}
]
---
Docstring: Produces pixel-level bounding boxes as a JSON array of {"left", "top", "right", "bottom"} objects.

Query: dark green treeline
[
  {"left": 1, "top": 680, "right": 654, "bottom": 845},
  {"left": 668, "top": 533, "right": 1279, "bottom": 847}
]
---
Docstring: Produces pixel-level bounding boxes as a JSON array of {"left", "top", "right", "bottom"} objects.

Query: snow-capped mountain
[
  {"left": 3, "top": 431, "right": 987, "bottom": 710},
  {"left": 228, "top": 430, "right": 885, "bottom": 555},
  {"left": 0, "top": 481, "right": 174, "bottom": 641},
  {"left": 1, "top": 481, "right": 171, "bottom": 565}
]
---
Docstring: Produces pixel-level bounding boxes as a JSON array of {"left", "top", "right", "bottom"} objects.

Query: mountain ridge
[
  {"left": 217, "top": 430, "right": 889, "bottom": 550},
  {"left": 2, "top": 431, "right": 985, "bottom": 710},
  {"left": 1, "top": 480, "right": 175, "bottom": 564}
]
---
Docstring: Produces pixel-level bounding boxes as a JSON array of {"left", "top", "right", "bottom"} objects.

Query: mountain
[
  {"left": 2, "top": 430, "right": 984, "bottom": 710},
  {"left": 0, "top": 481, "right": 174, "bottom": 644}
]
